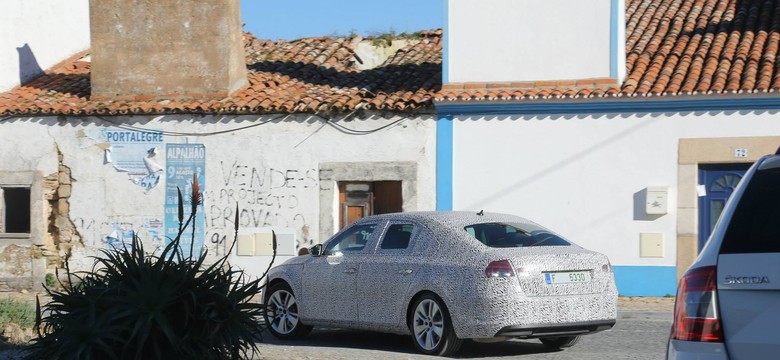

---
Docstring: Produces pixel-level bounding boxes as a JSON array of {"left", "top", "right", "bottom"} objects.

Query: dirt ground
[{"left": 618, "top": 296, "right": 676, "bottom": 312}]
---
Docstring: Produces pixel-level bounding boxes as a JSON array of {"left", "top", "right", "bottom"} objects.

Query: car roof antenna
[{"left": 477, "top": 210, "right": 484, "bottom": 216}]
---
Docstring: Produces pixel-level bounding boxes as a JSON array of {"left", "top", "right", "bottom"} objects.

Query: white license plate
[{"left": 544, "top": 271, "right": 591, "bottom": 284}]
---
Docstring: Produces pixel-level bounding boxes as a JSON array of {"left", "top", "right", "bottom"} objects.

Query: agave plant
[{"left": 26, "top": 174, "right": 275, "bottom": 360}]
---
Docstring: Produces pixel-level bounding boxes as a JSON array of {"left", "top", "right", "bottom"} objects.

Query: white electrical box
[
  {"left": 236, "top": 233, "right": 255, "bottom": 256},
  {"left": 234, "top": 228, "right": 296, "bottom": 256},
  {"left": 639, "top": 233, "right": 664, "bottom": 258},
  {"left": 645, "top": 186, "right": 668, "bottom": 215}
]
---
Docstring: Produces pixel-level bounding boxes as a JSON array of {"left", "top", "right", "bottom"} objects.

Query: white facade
[
  {"left": 447, "top": 0, "right": 623, "bottom": 83},
  {"left": 0, "top": 113, "right": 436, "bottom": 285},
  {"left": 0, "top": 0, "right": 90, "bottom": 91},
  {"left": 448, "top": 107, "right": 780, "bottom": 295}
]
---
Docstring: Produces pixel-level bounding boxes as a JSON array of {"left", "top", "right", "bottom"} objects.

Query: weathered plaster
[
  {"left": 353, "top": 39, "right": 410, "bottom": 70},
  {"left": 0, "top": 112, "right": 436, "bottom": 287},
  {"left": 89, "top": 0, "right": 246, "bottom": 99}
]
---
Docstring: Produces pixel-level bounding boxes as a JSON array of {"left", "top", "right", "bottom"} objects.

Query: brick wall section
[{"left": 34, "top": 149, "right": 80, "bottom": 271}]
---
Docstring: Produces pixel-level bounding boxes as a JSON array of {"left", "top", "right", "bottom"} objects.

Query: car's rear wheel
[
  {"left": 264, "top": 282, "right": 312, "bottom": 339},
  {"left": 409, "top": 293, "right": 462, "bottom": 356},
  {"left": 539, "top": 335, "right": 580, "bottom": 349}
]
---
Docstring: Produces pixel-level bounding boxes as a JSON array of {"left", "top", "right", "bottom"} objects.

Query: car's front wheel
[
  {"left": 264, "top": 282, "right": 312, "bottom": 339},
  {"left": 540, "top": 335, "right": 580, "bottom": 349},
  {"left": 409, "top": 293, "right": 462, "bottom": 356}
]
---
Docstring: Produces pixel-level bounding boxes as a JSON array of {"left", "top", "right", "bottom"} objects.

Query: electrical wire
[
  {"left": 293, "top": 120, "right": 328, "bottom": 149},
  {"left": 96, "top": 114, "right": 289, "bottom": 137},
  {"left": 98, "top": 110, "right": 408, "bottom": 137},
  {"left": 326, "top": 117, "right": 407, "bottom": 134},
  {"left": 310, "top": 112, "right": 408, "bottom": 135}
]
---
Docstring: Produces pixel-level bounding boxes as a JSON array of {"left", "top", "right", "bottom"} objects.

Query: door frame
[
  {"left": 677, "top": 136, "right": 780, "bottom": 280},
  {"left": 318, "top": 161, "right": 418, "bottom": 243}
]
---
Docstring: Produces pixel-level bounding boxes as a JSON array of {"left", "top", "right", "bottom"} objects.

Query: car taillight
[
  {"left": 485, "top": 259, "right": 516, "bottom": 278},
  {"left": 671, "top": 266, "right": 723, "bottom": 342}
]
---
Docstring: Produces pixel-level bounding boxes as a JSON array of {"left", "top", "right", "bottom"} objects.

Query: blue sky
[{"left": 241, "top": 0, "right": 444, "bottom": 40}]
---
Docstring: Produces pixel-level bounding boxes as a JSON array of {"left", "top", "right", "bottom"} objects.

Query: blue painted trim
[
  {"left": 610, "top": 0, "right": 619, "bottom": 79},
  {"left": 436, "top": 97, "right": 780, "bottom": 116},
  {"left": 613, "top": 266, "right": 677, "bottom": 297},
  {"left": 436, "top": 115, "right": 453, "bottom": 211},
  {"left": 443, "top": 0, "right": 449, "bottom": 84}
]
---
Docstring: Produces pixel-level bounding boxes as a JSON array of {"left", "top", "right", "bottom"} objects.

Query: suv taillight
[
  {"left": 485, "top": 259, "right": 515, "bottom": 278},
  {"left": 671, "top": 266, "right": 723, "bottom": 342}
]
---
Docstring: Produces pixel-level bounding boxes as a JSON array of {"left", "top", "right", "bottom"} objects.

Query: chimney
[
  {"left": 445, "top": 0, "right": 625, "bottom": 84},
  {"left": 89, "top": 0, "right": 248, "bottom": 100}
]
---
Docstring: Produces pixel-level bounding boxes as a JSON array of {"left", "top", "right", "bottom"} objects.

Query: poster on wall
[
  {"left": 102, "top": 128, "right": 165, "bottom": 190},
  {"left": 164, "top": 144, "right": 206, "bottom": 258},
  {"left": 105, "top": 224, "right": 134, "bottom": 251}
]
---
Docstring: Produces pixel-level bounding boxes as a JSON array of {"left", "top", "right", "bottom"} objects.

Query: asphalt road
[{"left": 254, "top": 311, "right": 673, "bottom": 360}]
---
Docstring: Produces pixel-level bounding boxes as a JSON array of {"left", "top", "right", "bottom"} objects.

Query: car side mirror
[{"left": 310, "top": 244, "right": 323, "bottom": 257}]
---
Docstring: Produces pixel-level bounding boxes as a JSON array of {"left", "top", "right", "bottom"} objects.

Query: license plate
[{"left": 544, "top": 271, "right": 591, "bottom": 284}]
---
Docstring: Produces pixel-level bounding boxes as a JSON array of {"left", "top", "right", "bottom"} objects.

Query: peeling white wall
[
  {"left": 0, "top": 112, "right": 436, "bottom": 281},
  {"left": 451, "top": 109, "right": 780, "bottom": 267},
  {"left": 0, "top": 0, "right": 90, "bottom": 91}
]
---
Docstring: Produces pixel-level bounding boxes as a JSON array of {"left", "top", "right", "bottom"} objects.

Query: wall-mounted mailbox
[{"left": 645, "top": 186, "right": 668, "bottom": 215}]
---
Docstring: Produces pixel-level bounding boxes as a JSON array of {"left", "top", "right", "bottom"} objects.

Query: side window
[
  {"left": 380, "top": 224, "right": 414, "bottom": 250},
  {"left": 1, "top": 186, "right": 31, "bottom": 234},
  {"left": 324, "top": 224, "right": 376, "bottom": 255},
  {"left": 464, "top": 222, "right": 570, "bottom": 248}
]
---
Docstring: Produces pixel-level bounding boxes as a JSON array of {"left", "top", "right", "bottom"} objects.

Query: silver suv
[{"left": 667, "top": 153, "right": 780, "bottom": 359}]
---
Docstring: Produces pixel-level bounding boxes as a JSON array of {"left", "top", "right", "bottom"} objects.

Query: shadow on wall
[
  {"left": 17, "top": 43, "right": 44, "bottom": 85},
  {"left": 633, "top": 188, "right": 664, "bottom": 221}
]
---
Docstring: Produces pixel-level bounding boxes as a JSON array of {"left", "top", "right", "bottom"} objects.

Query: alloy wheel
[
  {"left": 412, "top": 299, "right": 444, "bottom": 351},
  {"left": 266, "top": 289, "right": 300, "bottom": 335}
]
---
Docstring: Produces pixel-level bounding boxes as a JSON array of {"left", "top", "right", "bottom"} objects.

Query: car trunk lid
[
  {"left": 497, "top": 247, "right": 613, "bottom": 297},
  {"left": 717, "top": 253, "right": 780, "bottom": 358}
]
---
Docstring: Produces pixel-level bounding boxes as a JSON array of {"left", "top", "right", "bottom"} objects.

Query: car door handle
[
  {"left": 398, "top": 269, "right": 413, "bottom": 275},
  {"left": 344, "top": 268, "right": 357, "bottom": 274}
]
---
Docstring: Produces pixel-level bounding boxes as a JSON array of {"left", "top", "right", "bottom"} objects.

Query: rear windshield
[
  {"left": 464, "top": 222, "right": 570, "bottom": 248},
  {"left": 721, "top": 168, "right": 780, "bottom": 254}
]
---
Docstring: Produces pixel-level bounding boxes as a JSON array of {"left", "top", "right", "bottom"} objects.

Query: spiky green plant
[{"left": 26, "top": 173, "right": 276, "bottom": 360}]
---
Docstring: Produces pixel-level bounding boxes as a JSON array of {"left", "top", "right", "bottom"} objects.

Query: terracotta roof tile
[
  {"left": 8, "top": 2, "right": 780, "bottom": 114},
  {"left": 440, "top": 0, "right": 780, "bottom": 102},
  {"left": 0, "top": 30, "right": 442, "bottom": 116}
]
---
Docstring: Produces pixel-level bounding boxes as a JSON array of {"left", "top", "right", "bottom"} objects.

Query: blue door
[{"left": 698, "top": 164, "right": 751, "bottom": 251}]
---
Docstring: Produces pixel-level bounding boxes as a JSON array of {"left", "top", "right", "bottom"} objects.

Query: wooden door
[{"left": 338, "top": 181, "right": 403, "bottom": 230}]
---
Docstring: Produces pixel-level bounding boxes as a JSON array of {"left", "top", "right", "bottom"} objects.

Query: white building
[
  {"left": 0, "top": 0, "right": 90, "bottom": 92},
  {"left": 4, "top": 0, "right": 780, "bottom": 296},
  {"left": 0, "top": 0, "right": 441, "bottom": 289},
  {"left": 437, "top": 0, "right": 780, "bottom": 295}
]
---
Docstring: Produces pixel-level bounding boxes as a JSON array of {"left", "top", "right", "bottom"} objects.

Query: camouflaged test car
[{"left": 264, "top": 211, "right": 618, "bottom": 356}]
